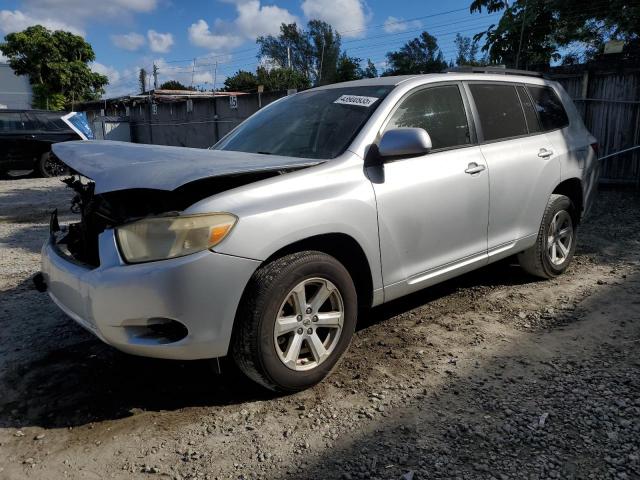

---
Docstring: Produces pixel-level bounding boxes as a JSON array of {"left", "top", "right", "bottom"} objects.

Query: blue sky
[{"left": 0, "top": 0, "right": 499, "bottom": 97}]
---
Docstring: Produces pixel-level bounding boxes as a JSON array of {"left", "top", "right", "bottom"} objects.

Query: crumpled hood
[{"left": 53, "top": 140, "right": 323, "bottom": 194}]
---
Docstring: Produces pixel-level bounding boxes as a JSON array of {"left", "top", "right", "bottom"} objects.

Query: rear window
[
  {"left": 469, "top": 84, "right": 528, "bottom": 142},
  {"left": 527, "top": 86, "right": 569, "bottom": 131}
]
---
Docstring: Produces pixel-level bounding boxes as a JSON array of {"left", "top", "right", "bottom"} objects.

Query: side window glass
[
  {"left": 21, "top": 113, "right": 39, "bottom": 131},
  {"left": 527, "top": 86, "right": 569, "bottom": 131},
  {"left": 516, "top": 86, "right": 540, "bottom": 134},
  {"left": 469, "top": 84, "right": 528, "bottom": 141},
  {"left": 0, "top": 113, "right": 25, "bottom": 132},
  {"left": 384, "top": 85, "right": 471, "bottom": 150}
]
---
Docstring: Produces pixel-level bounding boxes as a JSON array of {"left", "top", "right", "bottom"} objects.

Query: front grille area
[
  {"left": 55, "top": 175, "right": 192, "bottom": 268},
  {"left": 57, "top": 177, "right": 107, "bottom": 268}
]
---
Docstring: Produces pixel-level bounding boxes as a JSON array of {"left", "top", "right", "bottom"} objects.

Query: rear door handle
[
  {"left": 538, "top": 148, "right": 554, "bottom": 158},
  {"left": 465, "top": 162, "right": 486, "bottom": 175}
]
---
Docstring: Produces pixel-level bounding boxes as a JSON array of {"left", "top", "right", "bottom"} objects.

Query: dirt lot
[{"left": 0, "top": 177, "right": 639, "bottom": 480}]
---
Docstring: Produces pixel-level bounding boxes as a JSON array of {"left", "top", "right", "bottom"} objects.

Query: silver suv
[{"left": 40, "top": 72, "right": 599, "bottom": 392}]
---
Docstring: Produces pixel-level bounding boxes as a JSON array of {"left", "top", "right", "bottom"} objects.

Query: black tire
[
  {"left": 37, "top": 151, "right": 69, "bottom": 178},
  {"left": 518, "top": 194, "right": 577, "bottom": 279},
  {"left": 232, "top": 251, "right": 358, "bottom": 392}
]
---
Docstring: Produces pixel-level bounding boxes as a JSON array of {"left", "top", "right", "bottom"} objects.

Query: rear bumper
[{"left": 41, "top": 229, "right": 260, "bottom": 360}]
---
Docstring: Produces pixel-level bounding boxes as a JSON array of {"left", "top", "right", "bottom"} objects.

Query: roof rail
[{"left": 446, "top": 66, "right": 544, "bottom": 77}]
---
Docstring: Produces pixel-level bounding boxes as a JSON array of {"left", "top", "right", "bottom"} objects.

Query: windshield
[{"left": 215, "top": 86, "right": 393, "bottom": 159}]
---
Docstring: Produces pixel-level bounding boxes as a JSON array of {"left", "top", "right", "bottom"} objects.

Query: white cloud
[
  {"left": 147, "top": 30, "right": 174, "bottom": 53},
  {"left": 301, "top": 0, "right": 368, "bottom": 38},
  {"left": 0, "top": 9, "right": 84, "bottom": 35},
  {"left": 192, "top": 71, "right": 213, "bottom": 84},
  {"left": 111, "top": 32, "right": 146, "bottom": 51},
  {"left": 91, "top": 61, "right": 121, "bottom": 84},
  {"left": 0, "top": 0, "right": 158, "bottom": 37},
  {"left": 188, "top": 0, "right": 297, "bottom": 52},
  {"left": 235, "top": 0, "right": 297, "bottom": 37},
  {"left": 383, "top": 16, "right": 422, "bottom": 34},
  {"left": 188, "top": 19, "right": 245, "bottom": 52}
]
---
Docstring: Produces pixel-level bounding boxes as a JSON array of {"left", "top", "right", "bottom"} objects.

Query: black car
[{"left": 0, "top": 109, "right": 81, "bottom": 177}]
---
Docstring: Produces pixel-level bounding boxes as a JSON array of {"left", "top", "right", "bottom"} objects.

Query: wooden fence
[{"left": 551, "top": 69, "right": 640, "bottom": 186}]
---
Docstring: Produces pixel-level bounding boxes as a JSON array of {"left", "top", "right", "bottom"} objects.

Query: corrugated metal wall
[
  {"left": 129, "top": 91, "right": 286, "bottom": 148},
  {"left": 553, "top": 70, "right": 640, "bottom": 186}
]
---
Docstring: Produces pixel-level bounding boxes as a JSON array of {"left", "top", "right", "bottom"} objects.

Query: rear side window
[
  {"left": 384, "top": 85, "right": 471, "bottom": 150},
  {"left": 516, "top": 86, "right": 540, "bottom": 134},
  {"left": 34, "top": 113, "right": 67, "bottom": 131},
  {"left": 527, "top": 86, "right": 569, "bottom": 131},
  {"left": 469, "top": 84, "right": 528, "bottom": 142},
  {"left": 0, "top": 113, "right": 25, "bottom": 132}
]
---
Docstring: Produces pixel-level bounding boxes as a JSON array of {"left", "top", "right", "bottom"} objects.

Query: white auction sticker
[{"left": 334, "top": 95, "right": 379, "bottom": 107}]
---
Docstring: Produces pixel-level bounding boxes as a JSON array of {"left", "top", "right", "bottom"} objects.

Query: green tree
[
  {"left": 257, "top": 20, "right": 347, "bottom": 86},
  {"left": 223, "top": 70, "right": 258, "bottom": 92},
  {"left": 256, "top": 67, "right": 311, "bottom": 91},
  {"left": 470, "top": 0, "right": 640, "bottom": 67},
  {"left": 362, "top": 59, "right": 378, "bottom": 78},
  {"left": 159, "top": 80, "right": 191, "bottom": 90},
  {"left": 139, "top": 68, "right": 148, "bottom": 94},
  {"left": 454, "top": 33, "right": 487, "bottom": 66},
  {"left": 0, "top": 25, "right": 108, "bottom": 110},
  {"left": 223, "top": 67, "right": 311, "bottom": 93},
  {"left": 335, "top": 53, "right": 363, "bottom": 82},
  {"left": 384, "top": 32, "right": 448, "bottom": 75}
]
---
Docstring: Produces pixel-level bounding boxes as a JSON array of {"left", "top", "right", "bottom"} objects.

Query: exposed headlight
[{"left": 116, "top": 213, "right": 237, "bottom": 263}]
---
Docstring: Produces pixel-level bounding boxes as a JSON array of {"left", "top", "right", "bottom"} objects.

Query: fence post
[{"left": 581, "top": 70, "right": 589, "bottom": 119}]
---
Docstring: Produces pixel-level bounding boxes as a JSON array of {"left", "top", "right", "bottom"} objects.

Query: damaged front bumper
[{"left": 41, "top": 228, "right": 260, "bottom": 360}]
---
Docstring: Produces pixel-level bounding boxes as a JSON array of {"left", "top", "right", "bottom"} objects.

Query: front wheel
[
  {"left": 232, "top": 251, "right": 358, "bottom": 392},
  {"left": 518, "top": 194, "right": 577, "bottom": 279},
  {"left": 37, "top": 151, "right": 69, "bottom": 177}
]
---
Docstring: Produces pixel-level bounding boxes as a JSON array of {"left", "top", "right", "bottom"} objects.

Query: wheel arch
[
  {"left": 552, "top": 177, "right": 583, "bottom": 223},
  {"left": 260, "top": 233, "right": 374, "bottom": 310}
]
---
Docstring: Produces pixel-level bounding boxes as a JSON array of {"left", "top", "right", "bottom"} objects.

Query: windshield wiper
[{"left": 257, "top": 151, "right": 272, "bottom": 155}]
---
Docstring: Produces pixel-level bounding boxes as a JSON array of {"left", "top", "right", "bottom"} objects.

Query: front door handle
[
  {"left": 538, "top": 148, "right": 554, "bottom": 158},
  {"left": 465, "top": 162, "right": 486, "bottom": 175}
]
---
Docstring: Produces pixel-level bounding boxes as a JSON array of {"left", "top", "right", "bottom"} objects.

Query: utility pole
[
  {"left": 212, "top": 61, "right": 218, "bottom": 93},
  {"left": 318, "top": 39, "right": 325, "bottom": 85},
  {"left": 191, "top": 58, "right": 196, "bottom": 88},
  {"left": 515, "top": 0, "right": 527, "bottom": 69},
  {"left": 287, "top": 46, "right": 291, "bottom": 69},
  {"left": 152, "top": 63, "right": 158, "bottom": 90}
]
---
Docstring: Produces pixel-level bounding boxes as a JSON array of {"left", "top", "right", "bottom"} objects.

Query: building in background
[{"left": 0, "top": 63, "right": 32, "bottom": 109}]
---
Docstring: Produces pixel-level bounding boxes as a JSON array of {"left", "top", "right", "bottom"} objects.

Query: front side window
[
  {"left": 384, "top": 85, "right": 471, "bottom": 150},
  {"left": 527, "top": 86, "right": 569, "bottom": 131},
  {"left": 0, "top": 113, "right": 25, "bottom": 132},
  {"left": 215, "top": 86, "right": 393, "bottom": 159},
  {"left": 469, "top": 84, "right": 528, "bottom": 142}
]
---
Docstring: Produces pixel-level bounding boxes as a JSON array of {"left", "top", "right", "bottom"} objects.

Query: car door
[
  {"left": 0, "top": 112, "right": 29, "bottom": 171},
  {"left": 465, "top": 82, "right": 561, "bottom": 258},
  {"left": 370, "top": 83, "right": 490, "bottom": 302},
  {"left": 20, "top": 112, "right": 46, "bottom": 168}
]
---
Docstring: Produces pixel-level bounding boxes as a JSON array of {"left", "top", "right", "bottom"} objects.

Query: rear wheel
[
  {"left": 37, "top": 151, "right": 69, "bottom": 177},
  {"left": 232, "top": 251, "right": 357, "bottom": 392},
  {"left": 518, "top": 194, "right": 577, "bottom": 279}
]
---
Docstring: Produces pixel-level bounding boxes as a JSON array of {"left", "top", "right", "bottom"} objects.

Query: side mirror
[{"left": 378, "top": 128, "right": 432, "bottom": 160}]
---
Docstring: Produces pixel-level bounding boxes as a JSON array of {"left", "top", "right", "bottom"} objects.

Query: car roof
[
  {"left": 0, "top": 109, "right": 70, "bottom": 114},
  {"left": 314, "top": 72, "right": 553, "bottom": 91}
]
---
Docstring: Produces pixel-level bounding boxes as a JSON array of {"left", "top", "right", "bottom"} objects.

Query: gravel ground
[{"left": 0, "top": 177, "right": 639, "bottom": 480}]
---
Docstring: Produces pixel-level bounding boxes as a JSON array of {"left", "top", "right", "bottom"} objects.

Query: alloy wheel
[
  {"left": 273, "top": 277, "right": 344, "bottom": 371},
  {"left": 547, "top": 210, "right": 573, "bottom": 266}
]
